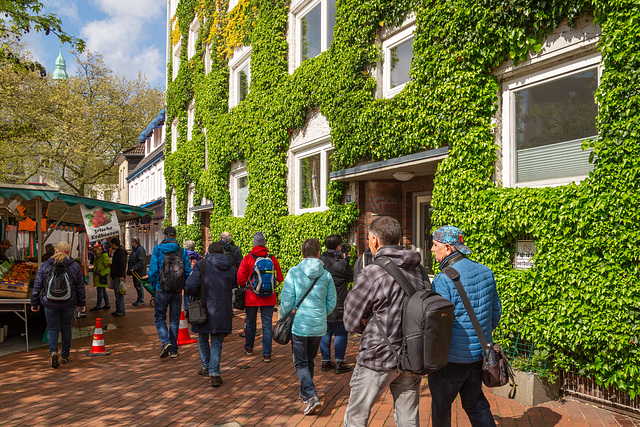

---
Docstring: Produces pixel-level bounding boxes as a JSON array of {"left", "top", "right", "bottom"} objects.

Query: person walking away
[
  {"left": 109, "top": 237, "right": 127, "bottom": 317},
  {"left": 343, "top": 216, "right": 423, "bottom": 426},
  {"left": 184, "top": 240, "right": 202, "bottom": 313},
  {"left": 280, "top": 238, "right": 336, "bottom": 415},
  {"left": 220, "top": 231, "right": 242, "bottom": 268},
  {"left": 128, "top": 237, "right": 147, "bottom": 306},
  {"left": 30, "top": 241, "right": 86, "bottom": 368},
  {"left": 90, "top": 245, "right": 111, "bottom": 311},
  {"left": 148, "top": 227, "right": 192, "bottom": 358},
  {"left": 236, "top": 231, "right": 283, "bottom": 362},
  {"left": 318, "top": 234, "right": 353, "bottom": 374},
  {"left": 428, "top": 226, "right": 501, "bottom": 427},
  {"left": 185, "top": 242, "right": 237, "bottom": 387}
]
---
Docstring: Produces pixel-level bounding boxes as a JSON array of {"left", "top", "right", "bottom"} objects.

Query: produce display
[{"left": 0, "top": 263, "right": 37, "bottom": 285}]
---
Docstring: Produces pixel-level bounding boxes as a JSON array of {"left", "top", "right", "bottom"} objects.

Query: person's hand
[
  {"left": 31, "top": 306, "right": 40, "bottom": 312},
  {"left": 80, "top": 306, "right": 86, "bottom": 313}
]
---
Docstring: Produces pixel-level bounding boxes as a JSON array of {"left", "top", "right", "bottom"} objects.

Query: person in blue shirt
[{"left": 148, "top": 227, "right": 191, "bottom": 359}]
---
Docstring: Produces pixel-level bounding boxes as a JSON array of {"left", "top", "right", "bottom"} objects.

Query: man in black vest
[{"left": 128, "top": 237, "right": 147, "bottom": 306}]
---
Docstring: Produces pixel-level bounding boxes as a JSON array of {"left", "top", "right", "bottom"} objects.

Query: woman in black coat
[{"left": 185, "top": 241, "right": 237, "bottom": 387}]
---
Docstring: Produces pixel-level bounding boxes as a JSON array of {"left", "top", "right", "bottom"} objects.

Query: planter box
[{"left": 492, "top": 370, "right": 560, "bottom": 406}]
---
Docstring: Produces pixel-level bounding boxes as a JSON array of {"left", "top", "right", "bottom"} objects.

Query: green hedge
[{"left": 165, "top": 0, "right": 640, "bottom": 397}]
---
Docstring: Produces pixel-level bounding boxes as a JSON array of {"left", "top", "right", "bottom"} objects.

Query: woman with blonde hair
[{"left": 30, "top": 242, "right": 86, "bottom": 368}]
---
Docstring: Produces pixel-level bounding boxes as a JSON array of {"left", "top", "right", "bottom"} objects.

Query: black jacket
[
  {"left": 110, "top": 245, "right": 127, "bottom": 278},
  {"left": 353, "top": 249, "right": 373, "bottom": 278},
  {"left": 319, "top": 249, "right": 353, "bottom": 323},
  {"left": 128, "top": 244, "right": 147, "bottom": 275},
  {"left": 184, "top": 253, "right": 237, "bottom": 335}
]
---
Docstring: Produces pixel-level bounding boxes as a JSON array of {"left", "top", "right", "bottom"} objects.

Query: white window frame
[
  {"left": 171, "top": 119, "right": 178, "bottom": 152},
  {"left": 188, "top": 17, "right": 200, "bottom": 59},
  {"left": 187, "top": 100, "right": 195, "bottom": 140},
  {"left": 232, "top": 168, "right": 248, "bottom": 217},
  {"left": 228, "top": 0, "right": 240, "bottom": 11},
  {"left": 172, "top": 39, "right": 181, "bottom": 80},
  {"left": 204, "top": 43, "right": 212, "bottom": 74},
  {"left": 502, "top": 53, "right": 600, "bottom": 188},
  {"left": 171, "top": 190, "right": 177, "bottom": 225},
  {"left": 228, "top": 46, "right": 252, "bottom": 109},
  {"left": 294, "top": 138, "right": 332, "bottom": 214},
  {"left": 382, "top": 24, "right": 415, "bottom": 98},
  {"left": 187, "top": 184, "right": 195, "bottom": 225},
  {"left": 292, "top": 0, "right": 335, "bottom": 70}
]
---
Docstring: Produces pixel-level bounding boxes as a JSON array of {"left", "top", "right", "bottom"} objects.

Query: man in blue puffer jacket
[
  {"left": 280, "top": 238, "right": 336, "bottom": 416},
  {"left": 428, "top": 226, "right": 501, "bottom": 427},
  {"left": 148, "top": 227, "right": 191, "bottom": 359}
]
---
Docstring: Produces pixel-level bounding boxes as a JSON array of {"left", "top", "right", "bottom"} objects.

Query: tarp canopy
[
  {"left": 138, "top": 108, "right": 166, "bottom": 143},
  {"left": 0, "top": 183, "right": 154, "bottom": 227}
]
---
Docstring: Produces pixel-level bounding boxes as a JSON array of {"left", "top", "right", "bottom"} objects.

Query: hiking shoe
[
  {"left": 170, "top": 352, "right": 179, "bottom": 359},
  {"left": 61, "top": 357, "right": 71, "bottom": 364},
  {"left": 101, "top": 305, "right": 111, "bottom": 310},
  {"left": 50, "top": 352, "right": 60, "bottom": 369},
  {"left": 304, "top": 396, "right": 321, "bottom": 415},
  {"left": 132, "top": 301, "right": 144, "bottom": 306},
  {"left": 197, "top": 368, "right": 209, "bottom": 377},
  {"left": 243, "top": 347, "right": 253, "bottom": 355},
  {"left": 321, "top": 361, "right": 336, "bottom": 371},
  {"left": 211, "top": 376, "right": 223, "bottom": 387},
  {"left": 89, "top": 306, "right": 101, "bottom": 312},
  {"left": 160, "top": 343, "right": 172, "bottom": 359},
  {"left": 263, "top": 355, "right": 271, "bottom": 363},
  {"left": 299, "top": 392, "right": 308, "bottom": 404},
  {"left": 239, "top": 332, "right": 245, "bottom": 338},
  {"left": 335, "top": 362, "right": 352, "bottom": 374}
]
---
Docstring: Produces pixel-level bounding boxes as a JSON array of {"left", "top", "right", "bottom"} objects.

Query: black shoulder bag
[
  {"left": 443, "top": 267, "right": 516, "bottom": 398},
  {"left": 273, "top": 276, "right": 320, "bottom": 345},
  {"left": 187, "top": 260, "right": 207, "bottom": 326}
]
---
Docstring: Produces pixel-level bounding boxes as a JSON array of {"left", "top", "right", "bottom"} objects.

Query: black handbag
[
  {"left": 98, "top": 273, "right": 108, "bottom": 285},
  {"left": 232, "top": 286, "right": 246, "bottom": 310},
  {"left": 187, "top": 259, "right": 207, "bottom": 326},
  {"left": 443, "top": 267, "right": 516, "bottom": 397},
  {"left": 273, "top": 277, "right": 319, "bottom": 345}
]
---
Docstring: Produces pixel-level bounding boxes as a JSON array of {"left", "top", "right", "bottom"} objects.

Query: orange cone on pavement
[
  {"left": 87, "top": 317, "right": 111, "bottom": 356},
  {"left": 177, "top": 310, "right": 197, "bottom": 345}
]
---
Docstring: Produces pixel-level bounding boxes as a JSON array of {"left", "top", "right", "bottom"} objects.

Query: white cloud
[
  {"left": 80, "top": 0, "right": 166, "bottom": 86},
  {"left": 49, "top": 0, "right": 81, "bottom": 23}
]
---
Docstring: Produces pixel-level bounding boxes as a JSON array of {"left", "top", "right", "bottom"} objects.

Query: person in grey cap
[
  {"left": 148, "top": 226, "right": 192, "bottom": 359},
  {"left": 236, "top": 231, "right": 284, "bottom": 362},
  {"left": 428, "top": 225, "right": 501, "bottom": 426}
]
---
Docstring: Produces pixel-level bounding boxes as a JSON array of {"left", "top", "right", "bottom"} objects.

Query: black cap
[{"left": 164, "top": 226, "right": 177, "bottom": 237}]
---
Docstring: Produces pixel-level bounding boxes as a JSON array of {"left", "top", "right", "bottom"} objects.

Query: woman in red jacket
[{"left": 237, "top": 231, "right": 284, "bottom": 362}]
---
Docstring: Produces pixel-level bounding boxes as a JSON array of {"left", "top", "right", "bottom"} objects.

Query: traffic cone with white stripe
[
  {"left": 87, "top": 317, "right": 111, "bottom": 356},
  {"left": 177, "top": 309, "right": 197, "bottom": 345}
]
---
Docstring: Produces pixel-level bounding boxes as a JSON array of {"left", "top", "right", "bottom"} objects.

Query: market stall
[{"left": 0, "top": 182, "right": 154, "bottom": 351}]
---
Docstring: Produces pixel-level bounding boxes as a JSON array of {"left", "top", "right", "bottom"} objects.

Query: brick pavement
[{"left": 0, "top": 277, "right": 638, "bottom": 426}]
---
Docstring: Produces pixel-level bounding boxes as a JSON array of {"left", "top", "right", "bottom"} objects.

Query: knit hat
[
  {"left": 432, "top": 226, "right": 472, "bottom": 255},
  {"left": 253, "top": 231, "right": 266, "bottom": 247}
]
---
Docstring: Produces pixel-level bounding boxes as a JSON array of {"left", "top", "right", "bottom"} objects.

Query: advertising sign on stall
[{"left": 80, "top": 205, "right": 120, "bottom": 242}]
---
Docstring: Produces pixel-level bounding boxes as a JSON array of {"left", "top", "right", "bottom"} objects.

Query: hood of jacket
[
  {"left": 249, "top": 245, "right": 268, "bottom": 257},
  {"left": 157, "top": 239, "right": 181, "bottom": 254},
  {"left": 372, "top": 245, "right": 421, "bottom": 269},
  {"left": 298, "top": 257, "right": 325, "bottom": 280},
  {"left": 204, "top": 253, "right": 232, "bottom": 271}
]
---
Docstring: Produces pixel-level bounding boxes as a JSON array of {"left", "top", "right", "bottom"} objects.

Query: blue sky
[{"left": 22, "top": 0, "right": 167, "bottom": 89}]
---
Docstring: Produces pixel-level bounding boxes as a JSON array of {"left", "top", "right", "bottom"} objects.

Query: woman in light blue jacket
[{"left": 280, "top": 238, "right": 336, "bottom": 416}]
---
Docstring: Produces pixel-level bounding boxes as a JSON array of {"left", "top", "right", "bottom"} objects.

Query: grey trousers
[{"left": 344, "top": 364, "right": 422, "bottom": 427}]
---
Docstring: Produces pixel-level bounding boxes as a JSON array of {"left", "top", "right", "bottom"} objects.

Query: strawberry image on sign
[{"left": 85, "top": 209, "right": 113, "bottom": 229}]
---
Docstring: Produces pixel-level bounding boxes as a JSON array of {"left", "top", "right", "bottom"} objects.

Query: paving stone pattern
[{"left": 0, "top": 278, "right": 638, "bottom": 426}]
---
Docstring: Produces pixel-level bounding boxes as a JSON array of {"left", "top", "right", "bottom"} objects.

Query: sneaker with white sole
[
  {"left": 304, "top": 396, "right": 321, "bottom": 415},
  {"left": 159, "top": 343, "right": 172, "bottom": 359}
]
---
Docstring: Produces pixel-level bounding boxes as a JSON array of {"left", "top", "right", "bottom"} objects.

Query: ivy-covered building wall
[{"left": 164, "top": 0, "right": 640, "bottom": 398}]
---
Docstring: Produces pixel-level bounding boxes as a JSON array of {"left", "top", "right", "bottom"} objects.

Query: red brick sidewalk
[{"left": 0, "top": 278, "right": 637, "bottom": 426}]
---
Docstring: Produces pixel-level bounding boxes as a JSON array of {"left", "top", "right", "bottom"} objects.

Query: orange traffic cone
[
  {"left": 87, "top": 318, "right": 111, "bottom": 356},
  {"left": 177, "top": 309, "right": 197, "bottom": 345}
]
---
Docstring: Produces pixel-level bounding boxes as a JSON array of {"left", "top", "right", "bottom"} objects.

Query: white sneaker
[{"left": 304, "top": 396, "right": 321, "bottom": 415}]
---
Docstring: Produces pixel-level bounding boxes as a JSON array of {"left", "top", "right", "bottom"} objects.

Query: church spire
[{"left": 51, "top": 48, "right": 69, "bottom": 81}]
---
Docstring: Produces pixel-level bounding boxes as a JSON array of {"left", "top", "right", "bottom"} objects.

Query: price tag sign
[{"left": 515, "top": 240, "right": 535, "bottom": 270}]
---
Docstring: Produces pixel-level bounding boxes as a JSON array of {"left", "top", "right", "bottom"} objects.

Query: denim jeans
[
  {"left": 291, "top": 334, "right": 322, "bottom": 400},
  {"left": 320, "top": 321, "right": 348, "bottom": 362},
  {"left": 198, "top": 333, "right": 225, "bottom": 377},
  {"left": 132, "top": 276, "right": 144, "bottom": 303},
  {"left": 113, "top": 278, "right": 125, "bottom": 314},
  {"left": 428, "top": 361, "right": 496, "bottom": 427},
  {"left": 44, "top": 307, "right": 75, "bottom": 357},
  {"left": 344, "top": 364, "right": 421, "bottom": 427},
  {"left": 154, "top": 290, "right": 182, "bottom": 353},
  {"left": 244, "top": 305, "right": 273, "bottom": 356},
  {"left": 96, "top": 287, "right": 109, "bottom": 307}
]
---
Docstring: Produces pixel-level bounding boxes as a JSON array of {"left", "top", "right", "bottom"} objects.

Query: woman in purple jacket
[{"left": 31, "top": 242, "right": 86, "bottom": 368}]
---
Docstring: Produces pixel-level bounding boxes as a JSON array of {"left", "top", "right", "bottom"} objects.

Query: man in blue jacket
[
  {"left": 280, "top": 238, "right": 336, "bottom": 416},
  {"left": 148, "top": 227, "right": 191, "bottom": 359},
  {"left": 428, "top": 226, "right": 501, "bottom": 426}
]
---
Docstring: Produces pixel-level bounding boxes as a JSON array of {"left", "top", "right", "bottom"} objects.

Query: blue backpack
[{"left": 250, "top": 254, "right": 275, "bottom": 296}]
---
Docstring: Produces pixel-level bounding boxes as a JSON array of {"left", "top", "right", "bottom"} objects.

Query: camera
[{"left": 76, "top": 309, "right": 87, "bottom": 319}]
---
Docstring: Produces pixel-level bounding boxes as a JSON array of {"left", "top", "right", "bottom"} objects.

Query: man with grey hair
[
  {"left": 219, "top": 231, "right": 242, "bottom": 268},
  {"left": 128, "top": 237, "right": 146, "bottom": 306},
  {"left": 343, "top": 216, "right": 423, "bottom": 426}
]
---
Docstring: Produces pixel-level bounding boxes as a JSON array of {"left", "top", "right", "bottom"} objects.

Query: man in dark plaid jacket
[{"left": 343, "top": 216, "right": 424, "bottom": 427}]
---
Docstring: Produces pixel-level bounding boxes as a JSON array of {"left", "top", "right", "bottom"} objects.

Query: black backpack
[
  {"left": 45, "top": 261, "right": 75, "bottom": 301},
  {"left": 372, "top": 256, "right": 454, "bottom": 375},
  {"left": 159, "top": 249, "right": 185, "bottom": 292},
  {"left": 223, "top": 244, "right": 236, "bottom": 266}
]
